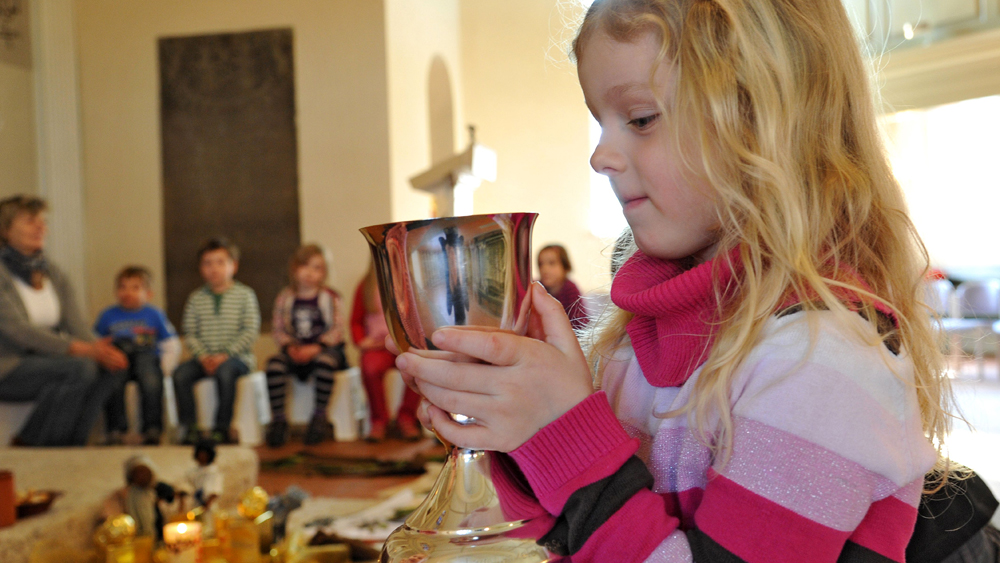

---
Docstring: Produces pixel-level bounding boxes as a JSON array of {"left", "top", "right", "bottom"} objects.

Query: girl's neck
[{"left": 296, "top": 284, "right": 320, "bottom": 298}]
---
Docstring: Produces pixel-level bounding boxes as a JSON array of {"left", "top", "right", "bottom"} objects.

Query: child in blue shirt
[{"left": 94, "top": 266, "right": 177, "bottom": 445}]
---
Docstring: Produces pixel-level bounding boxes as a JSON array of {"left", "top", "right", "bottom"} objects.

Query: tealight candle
[{"left": 163, "top": 522, "right": 202, "bottom": 563}]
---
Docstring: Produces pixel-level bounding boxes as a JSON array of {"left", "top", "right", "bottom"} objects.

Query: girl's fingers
[
  {"left": 397, "top": 352, "right": 496, "bottom": 395},
  {"left": 429, "top": 284, "right": 582, "bottom": 365},
  {"left": 385, "top": 333, "right": 482, "bottom": 364},
  {"left": 405, "top": 347, "right": 481, "bottom": 364},
  {"left": 429, "top": 328, "right": 526, "bottom": 367},
  {"left": 424, "top": 403, "right": 500, "bottom": 451},
  {"left": 398, "top": 368, "right": 422, "bottom": 395},
  {"left": 417, "top": 399, "right": 433, "bottom": 430}
]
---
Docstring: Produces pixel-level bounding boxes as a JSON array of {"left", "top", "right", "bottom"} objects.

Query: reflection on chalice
[{"left": 360, "top": 213, "right": 551, "bottom": 563}]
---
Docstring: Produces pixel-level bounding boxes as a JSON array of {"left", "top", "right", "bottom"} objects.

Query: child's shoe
[
  {"left": 266, "top": 418, "right": 289, "bottom": 448},
  {"left": 179, "top": 425, "right": 202, "bottom": 446},
  {"left": 304, "top": 413, "right": 331, "bottom": 446},
  {"left": 211, "top": 428, "right": 239, "bottom": 445},
  {"left": 367, "top": 420, "right": 386, "bottom": 443}
]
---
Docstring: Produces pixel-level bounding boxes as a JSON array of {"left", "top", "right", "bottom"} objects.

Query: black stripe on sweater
[
  {"left": 688, "top": 530, "right": 895, "bottom": 563},
  {"left": 837, "top": 541, "right": 897, "bottom": 563},
  {"left": 686, "top": 528, "right": 748, "bottom": 563},
  {"left": 538, "top": 456, "right": 654, "bottom": 556},
  {"left": 688, "top": 528, "right": 899, "bottom": 563}
]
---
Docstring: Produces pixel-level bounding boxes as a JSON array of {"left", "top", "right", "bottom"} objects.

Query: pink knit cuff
[{"left": 510, "top": 392, "right": 638, "bottom": 515}]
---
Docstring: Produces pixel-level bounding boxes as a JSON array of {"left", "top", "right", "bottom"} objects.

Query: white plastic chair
[{"left": 258, "top": 366, "right": 370, "bottom": 441}]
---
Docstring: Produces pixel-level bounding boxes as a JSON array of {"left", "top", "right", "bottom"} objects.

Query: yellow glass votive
[
  {"left": 229, "top": 516, "right": 260, "bottom": 563},
  {"left": 106, "top": 543, "right": 135, "bottom": 563}
]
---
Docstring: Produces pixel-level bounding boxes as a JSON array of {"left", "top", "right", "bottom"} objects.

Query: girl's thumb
[{"left": 528, "top": 282, "right": 579, "bottom": 354}]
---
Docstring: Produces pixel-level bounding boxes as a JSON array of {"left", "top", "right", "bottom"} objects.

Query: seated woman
[{"left": 0, "top": 195, "right": 128, "bottom": 446}]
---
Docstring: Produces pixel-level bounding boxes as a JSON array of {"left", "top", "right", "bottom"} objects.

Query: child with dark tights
[{"left": 264, "top": 244, "right": 348, "bottom": 447}]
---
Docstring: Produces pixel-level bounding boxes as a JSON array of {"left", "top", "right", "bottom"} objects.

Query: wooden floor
[{"left": 255, "top": 433, "right": 445, "bottom": 499}]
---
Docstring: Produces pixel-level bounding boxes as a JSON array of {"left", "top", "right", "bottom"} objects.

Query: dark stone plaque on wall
[{"left": 160, "top": 28, "right": 299, "bottom": 331}]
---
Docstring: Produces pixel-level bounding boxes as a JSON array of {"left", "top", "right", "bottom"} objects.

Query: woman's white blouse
[{"left": 12, "top": 277, "right": 61, "bottom": 329}]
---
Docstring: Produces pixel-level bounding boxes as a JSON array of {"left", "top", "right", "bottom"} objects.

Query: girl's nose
[{"left": 590, "top": 139, "right": 625, "bottom": 176}]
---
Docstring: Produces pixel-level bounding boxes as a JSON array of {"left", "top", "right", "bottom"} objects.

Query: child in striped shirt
[
  {"left": 172, "top": 237, "right": 260, "bottom": 445},
  {"left": 390, "top": 1, "right": 972, "bottom": 561}
]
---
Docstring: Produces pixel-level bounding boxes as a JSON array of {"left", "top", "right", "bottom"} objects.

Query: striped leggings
[{"left": 266, "top": 344, "right": 348, "bottom": 418}]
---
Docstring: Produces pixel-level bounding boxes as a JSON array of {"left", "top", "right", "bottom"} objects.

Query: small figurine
[
  {"left": 185, "top": 440, "right": 223, "bottom": 510},
  {"left": 102, "top": 455, "right": 175, "bottom": 539}
]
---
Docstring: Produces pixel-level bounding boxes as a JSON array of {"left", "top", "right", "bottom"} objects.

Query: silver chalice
[{"left": 360, "top": 213, "right": 552, "bottom": 562}]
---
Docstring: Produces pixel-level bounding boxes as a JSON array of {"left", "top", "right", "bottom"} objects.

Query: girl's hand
[
  {"left": 298, "top": 343, "right": 322, "bottom": 362},
  {"left": 287, "top": 344, "right": 310, "bottom": 364},
  {"left": 395, "top": 283, "right": 594, "bottom": 452},
  {"left": 358, "top": 336, "right": 384, "bottom": 352},
  {"left": 320, "top": 328, "right": 344, "bottom": 346}
]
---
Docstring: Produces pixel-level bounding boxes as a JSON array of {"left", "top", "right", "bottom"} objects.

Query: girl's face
[
  {"left": 294, "top": 254, "right": 326, "bottom": 291},
  {"left": 538, "top": 249, "right": 567, "bottom": 289},
  {"left": 579, "top": 30, "right": 721, "bottom": 264}
]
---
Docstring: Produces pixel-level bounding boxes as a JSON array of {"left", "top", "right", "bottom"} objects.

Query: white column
[{"left": 32, "top": 0, "right": 87, "bottom": 314}]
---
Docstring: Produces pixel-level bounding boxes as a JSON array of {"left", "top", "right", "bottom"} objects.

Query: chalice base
[{"left": 378, "top": 447, "right": 553, "bottom": 563}]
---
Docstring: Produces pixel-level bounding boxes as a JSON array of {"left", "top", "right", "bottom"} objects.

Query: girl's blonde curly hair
[{"left": 576, "top": 0, "right": 954, "bottom": 482}]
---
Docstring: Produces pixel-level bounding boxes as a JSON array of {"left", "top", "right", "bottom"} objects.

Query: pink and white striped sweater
[{"left": 496, "top": 252, "right": 938, "bottom": 562}]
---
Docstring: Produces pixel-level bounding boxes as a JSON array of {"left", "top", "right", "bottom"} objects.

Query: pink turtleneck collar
[
  {"left": 609, "top": 247, "right": 899, "bottom": 388},
  {"left": 609, "top": 250, "right": 737, "bottom": 388}
]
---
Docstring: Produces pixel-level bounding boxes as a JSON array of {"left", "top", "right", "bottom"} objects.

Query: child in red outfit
[{"left": 351, "top": 262, "right": 421, "bottom": 441}]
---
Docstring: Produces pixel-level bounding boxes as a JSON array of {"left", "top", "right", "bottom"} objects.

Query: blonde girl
[
  {"left": 392, "top": 0, "right": 966, "bottom": 561},
  {"left": 264, "top": 244, "right": 348, "bottom": 447}
]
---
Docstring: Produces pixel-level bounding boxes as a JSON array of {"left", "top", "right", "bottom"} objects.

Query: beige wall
[
  {"left": 75, "top": 0, "right": 392, "bottom": 322},
  {"left": 0, "top": 61, "right": 37, "bottom": 198},
  {"left": 460, "top": 1, "right": 612, "bottom": 293},
  {"left": 384, "top": 0, "right": 462, "bottom": 223}
]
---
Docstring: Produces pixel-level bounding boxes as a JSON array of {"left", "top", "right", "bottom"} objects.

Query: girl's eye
[{"left": 628, "top": 114, "right": 660, "bottom": 130}]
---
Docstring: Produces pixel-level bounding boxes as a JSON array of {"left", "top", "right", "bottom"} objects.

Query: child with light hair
[
  {"left": 264, "top": 244, "right": 349, "bottom": 447},
  {"left": 390, "top": 0, "right": 993, "bottom": 561}
]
